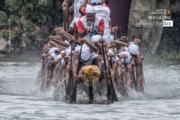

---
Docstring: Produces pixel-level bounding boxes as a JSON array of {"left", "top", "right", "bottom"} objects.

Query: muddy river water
[{"left": 0, "top": 61, "right": 180, "bottom": 120}]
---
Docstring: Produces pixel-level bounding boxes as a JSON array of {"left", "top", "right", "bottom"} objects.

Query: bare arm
[
  {"left": 56, "top": 45, "right": 66, "bottom": 50},
  {"left": 93, "top": 29, "right": 104, "bottom": 36},
  {"left": 78, "top": 29, "right": 87, "bottom": 38},
  {"left": 78, "top": 66, "right": 85, "bottom": 79},
  {"left": 85, "top": 40, "right": 98, "bottom": 52},
  {"left": 69, "top": 4, "right": 74, "bottom": 14},
  {"left": 41, "top": 53, "right": 49, "bottom": 59},
  {"left": 67, "top": 27, "right": 75, "bottom": 36},
  {"left": 62, "top": 0, "right": 71, "bottom": 11},
  {"left": 113, "top": 40, "right": 129, "bottom": 46},
  {"left": 52, "top": 39, "right": 70, "bottom": 47},
  {"left": 79, "top": 38, "right": 98, "bottom": 52}
]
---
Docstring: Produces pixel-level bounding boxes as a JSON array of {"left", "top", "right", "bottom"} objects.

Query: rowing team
[
  {"left": 39, "top": 33, "right": 145, "bottom": 97},
  {"left": 38, "top": 0, "right": 145, "bottom": 101}
]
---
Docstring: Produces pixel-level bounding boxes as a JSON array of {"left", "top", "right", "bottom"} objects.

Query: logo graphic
[{"left": 166, "top": 8, "right": 172, "bottom": 16}]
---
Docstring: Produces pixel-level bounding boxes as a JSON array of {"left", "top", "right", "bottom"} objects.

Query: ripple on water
[{"left": 0, "top": 63, "right": 180, "bottom": 119}]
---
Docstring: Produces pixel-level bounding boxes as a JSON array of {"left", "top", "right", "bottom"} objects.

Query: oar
[
  {"left": 123, "top": 58, "right": 128, "bottom": 96},
  {"left": 108, "top": 56, "right": 118, "bottom": 101},
  {"left": 66, "top": 42, "right": 73, "bottom": 100},
  {"left": 101, "top": 43, "right": 111, "bottom": 102},
  {"left": 41, "top": 59, "right": 45, "bottom": 76},
  {"left": 101, "top": 42, "right": 118, "bottom": 102},
  {"left": 132, "top": 64, "right": 136, "bottom": 89},
  {"left": 70, "top": 42, "right": 83, "bottom": 103}
]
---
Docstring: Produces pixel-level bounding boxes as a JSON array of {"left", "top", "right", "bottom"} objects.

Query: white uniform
[
  {"left": 79, "top": 15, "right": 104, "bottom": 40},
  {"left": 49, "top": 47, "right": 63, "bottom": 62},
  {"left": 60, "top": 40, "right": 71, "bottom": 56},
  {"left": 70, "top": 0, "right": 85, "bottom": 28},
  {"left": 51, "top": 53, "right": 62, "bottom": 62},
  {"left": 74, "top": 0, "right": 85, "bottom": 18},
  {"left": 65, "top": 46, "right": 71, "bottom": 56},
  {"left": 93, "top": 5, "right": 113, "bottom": 45},
  {"left": 48, "top": 47, "right": 59, "bottom": 55},
  {"left": 128, "top": 42, "right": 139, "bottom": 55},
  {"left": 119, "top": 50, "right": 131, "bottom": 64},
  {"left": 94, "top": 5, "right": 111, "bottom": 32},
  {"left": 107, "top": 48, "right": 119, "bottom": 63},
  {"left": 74, "top": 44, "right": 98, "bottom": 65},
  {"left": 74, "top": 44, "right": 92, "bottom": 61},
  {"left": 91, "top": 35, "right": 102, "bottom": 43},
  {"left": 64, "top": 40, "right": 70, "bottom": 45}
]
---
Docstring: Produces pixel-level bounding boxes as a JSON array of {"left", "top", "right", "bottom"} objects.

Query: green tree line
[{"left": 0, "top": 0, "right": 63, "bottom": 51}]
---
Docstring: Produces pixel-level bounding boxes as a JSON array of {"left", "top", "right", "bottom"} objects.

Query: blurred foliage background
[
  {"left": 0, "top": 0, "right": 63, "bottom": 52},
  {"left": 0, "top": 0, "right": 109, "bottom": 52}
]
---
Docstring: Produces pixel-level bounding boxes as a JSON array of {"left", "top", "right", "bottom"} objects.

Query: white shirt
[
  {"left": 128, "top": 42, "right": 139, "bottom": 55},
  {"left": 75, "top": 44, "right": 92, "bottom": 61},
  {"left": 119, "top": 51, "right": 131, "bottom": 63},
  {"left": 48, "top": 47, "right": 59, "bottom": 55},
  {"left": 51, "top": 53, "right": 62, "bottom": 62},
  {"left": 74, "top": 0, "right": 85, "bottom": 18},
  {"left": 79, "top": 15, "right": 103, "bottom": 40},
  {"left": 94, "top": 5, "right": 111, "bottom": 31},
  {"left": 65, "top": 45, "right": 71, "bottom": 56}
]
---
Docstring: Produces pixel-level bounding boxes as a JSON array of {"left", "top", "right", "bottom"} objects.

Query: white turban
[
  {"left": 51, "top": 53, "right": 62, "bottom": 62},
  {"left": 91, "top": 0, "right": 102, "bottom": 4},
  {"left": 107, "top": 48, "right": 114, "bottom": 55},
  {"left": 91, "top": 35, "right": 102, "bottom": 43},
  {"left": 86, "top": 4, "right": 96, "bottom": 14},
  {"left": 54, "top": 54, "right": 62, "bottom": 62},
  {"left": 119, "top": 51, "right": 131, "bottom": 63},
  {"left": 48, "top": 47, "right": 59, "bottom": 55},
  {"left": 128, "top": 42, "right": 139, "bottom": 55},
  {"left": 61, "top": 50, "right": 66, "bottom": 54},
  {"left": 64, "top": 40, "right": 70, "bottom": 45}
]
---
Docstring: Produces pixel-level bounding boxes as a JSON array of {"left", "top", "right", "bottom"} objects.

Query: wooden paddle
[{"left": 70, "top": 42, "right": 83, "bottom": 103}]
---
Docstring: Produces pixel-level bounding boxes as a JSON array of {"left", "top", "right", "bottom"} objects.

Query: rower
[
  {"left": 62, "top": 0, "right": 89, "bottom": 36},
  {"left": 42, "top": 46, "right": 64, "bottom": 89},
  {"left": 110, "top": 36, "right": 131, "bottom": 96},
  {"left": 128, "top": 39, "right": 145, "bottom": 92},
  {"left": 77, "top": 65, "right": 101, "bottom": 102},
  {"left": 74, "top": 4, "right": 104, "bottom": 74},
  {"left": 80, "top": 0, "right": 113, "bottom": 45}
]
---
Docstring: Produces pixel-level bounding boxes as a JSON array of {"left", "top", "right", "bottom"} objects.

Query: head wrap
[
  {"left": 91, "top": 35, "right": 102, "bottom": 43},
  {"left": 83, "top": 66, "right": 100, "bottom": 86},
  {"left": 119, "top": 51, "right": 131, "bottom": 63},
  {"left": 107, "top": 49, "right": 114, "bottom": 55},
  {"left": 91, "top": 0, "right": 102, "bottom": 4},
  {"left": 128, "top": 42, "right": 139, "bottom": 55},
  {"left": 84, "top": 66, "right": 95, "bottom": 76},
  {"left": 86, "top": 4, "right": 96, "bottom": 14},
  {"left": 61, "top": 50, "right": 66, "bottom": 54}
]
